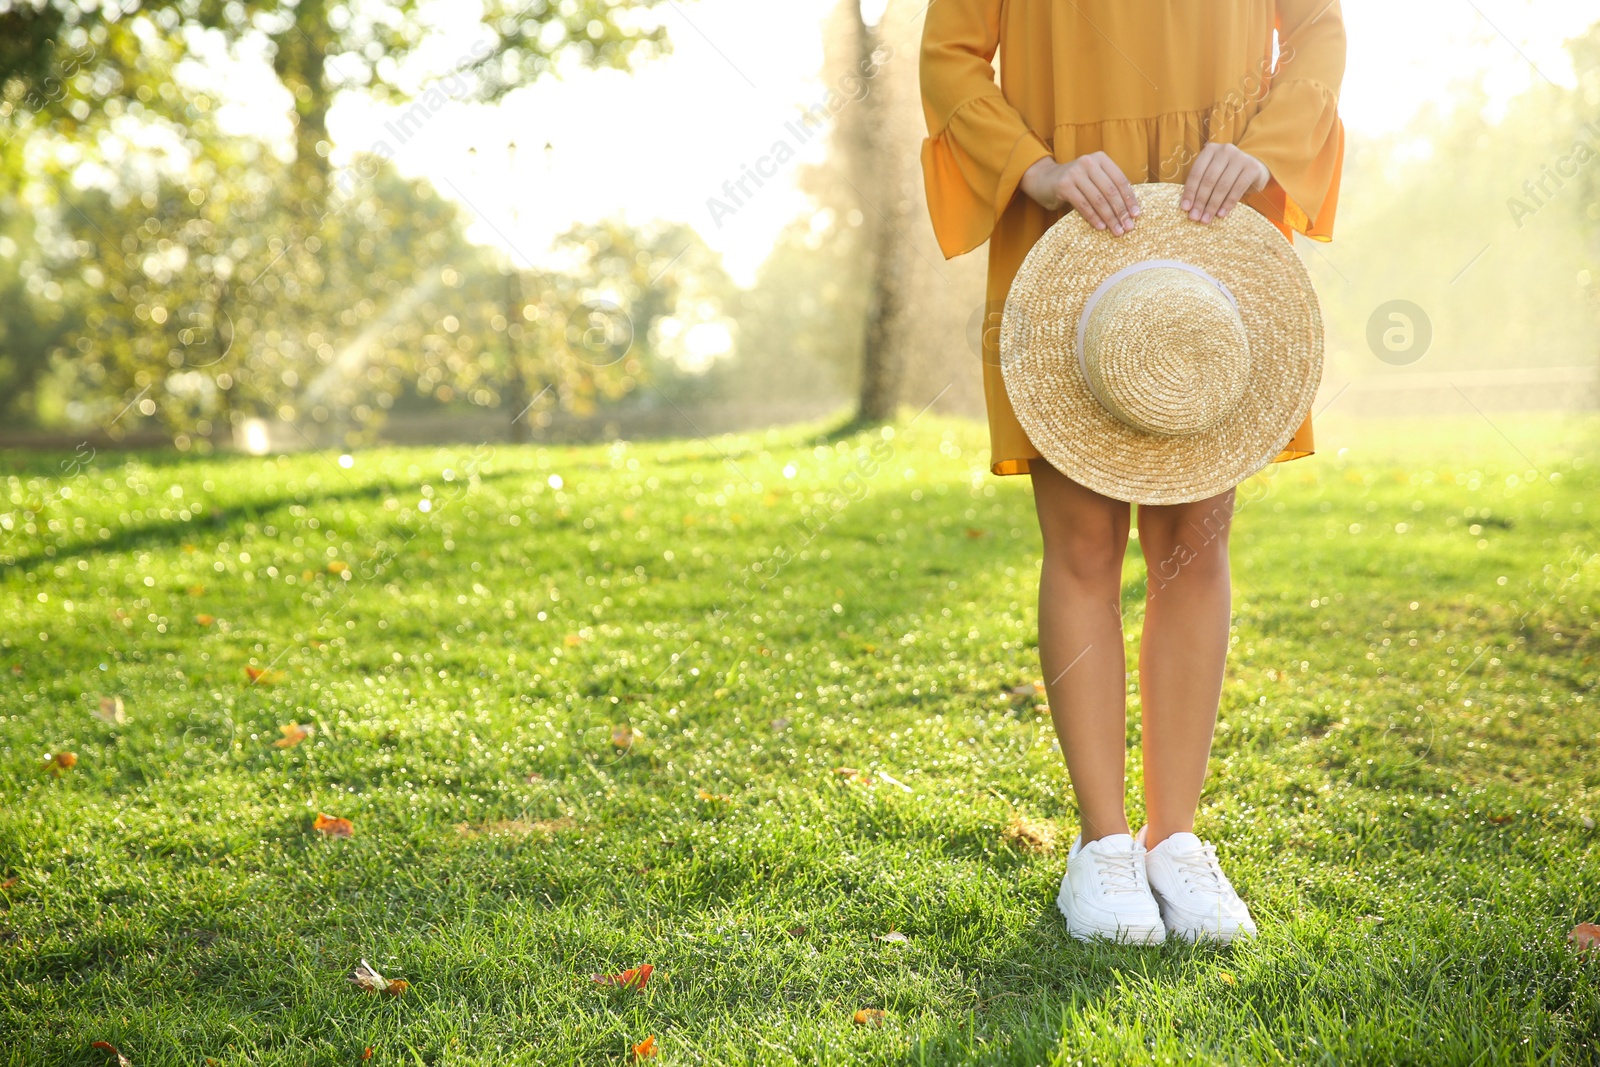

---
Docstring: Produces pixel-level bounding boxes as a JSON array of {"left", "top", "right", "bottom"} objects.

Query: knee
[
  {"left": 1140, "top": 510, "right": 1231, "bottom": 585},
  {"left": 1041, "top": 517, "right": 1128, "bottom": 586}
]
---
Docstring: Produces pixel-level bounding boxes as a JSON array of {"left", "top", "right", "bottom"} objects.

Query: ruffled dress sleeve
[
  {"left": 919, "top": 0, "right": 1054, "bottom": 259},
  {"left": 1236, "top": 0, "right": 1347, "bottom": 240}
]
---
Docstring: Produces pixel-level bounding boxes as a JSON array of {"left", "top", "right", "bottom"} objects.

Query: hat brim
[{"left": 999, "top": 183, "right": 1323, "bottom": 505}]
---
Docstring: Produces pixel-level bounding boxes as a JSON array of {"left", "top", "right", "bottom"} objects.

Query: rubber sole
[
  {"left": 1057, "top": 878, "right": 1166, "bottom": 945},
  {"left": 1150, "top": 897, "right": 1259, "bottom": 944}
]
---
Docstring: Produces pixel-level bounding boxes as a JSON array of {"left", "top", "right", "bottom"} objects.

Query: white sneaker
[
  {"left": 1137, "top": 827, "right": 1258, "bottom": 943},
  {"left": 1056, "top": 832, "right": 1166, "bottom": 945}
]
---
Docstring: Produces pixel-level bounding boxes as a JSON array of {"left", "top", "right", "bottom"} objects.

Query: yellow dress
[{"left": 919, "top": 0, "right": 1346, "bottom": 476}]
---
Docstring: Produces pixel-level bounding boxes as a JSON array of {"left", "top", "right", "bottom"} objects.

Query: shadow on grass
[
  {"left": 895, "top": 908, "right": 1243, "bottom": 1066},
  {"left": 2, "top": 463, "right": 537, "bottom": 572}
]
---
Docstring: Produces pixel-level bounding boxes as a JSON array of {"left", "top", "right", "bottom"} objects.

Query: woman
[{"left": 919, "top": 1, "right": 1345, "bottom": 943}]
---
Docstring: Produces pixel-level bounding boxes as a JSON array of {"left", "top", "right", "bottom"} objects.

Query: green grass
[{"left": 3, "top": 412, "right": 1598, "bottom": 1066}]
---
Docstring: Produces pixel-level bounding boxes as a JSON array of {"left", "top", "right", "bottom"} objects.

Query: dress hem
[{"left": 993, "top": 446, "right": 1316, "bottom": 479}]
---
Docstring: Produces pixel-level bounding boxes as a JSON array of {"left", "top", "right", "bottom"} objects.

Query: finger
[
  {"left": 1189, "top": 150, "right": 1231, "bottom": 221},
  {"left": 1200, "top": 157, "right": 1250, "bottom": 221},
  {"left": 1061, "top": 181, "right": 1103, "bottom": 230},
  {"left": 1070, "top": 170, "right": 1120, "bottom": 233},
  {"left": 1092, "top": 155, "right": 1139, "bottom": 220},
  {"left": 1212, "top": 168, "right": 1258, "bottom": 220},
  {"left": 1104, "top": 158, "right": 1140, "bottom": 218},
  {"left": 1180, "top": 144, "right": 1217, "bottom": 213},
  {"left": 1083, "top": 161, "right": 1133, "bottom": 234}
]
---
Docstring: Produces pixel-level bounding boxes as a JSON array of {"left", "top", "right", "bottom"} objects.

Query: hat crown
[{"left": 1080, "top": 266, "right": 1250, "bottom": 438}]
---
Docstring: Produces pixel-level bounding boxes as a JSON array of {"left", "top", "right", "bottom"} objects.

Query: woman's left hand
[{"left": 1181, "top": 143, "right": 1270, "bottom": 223}]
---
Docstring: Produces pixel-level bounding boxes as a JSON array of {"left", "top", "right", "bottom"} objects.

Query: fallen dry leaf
[
  {"left": 965, "top": 527, "right": 988, "bottom": 539},
  {"left": 42, "top": 751, "right": 77, "bottom": 774},
  {"left": 564, "top": 634, "right": 585, "bottom": 647},
  {"left": 313, "top": 812, "right": 354, "bottom": 838},
  {"left": 195, "top": 614, "right": 216, "bottom": 627},
  {"left": 1008, "top": 681, "right": 1046, "bottom": 701},
  {"left": 874, "top": 931, "right": 910, "bottom": 944},
  {"left": 631, "top": 1035, "right": 658, "bottom": 1061},
  {"left": 696, "top": 788, "right": 731, "bottom": 802},
  {"left": 612, "top": 724, "right": 642, "bottom": 749},
  {"left": 770, "top": 717, "right": 790, "bottom": 732},
  {"left": 1570, "top": 922, "right": 1600, "bottom": 953},
  {"left": 95, "top": 695, "right": 127, "bottom": 724},
  {"left": 9, "top": 664, "right": 21, "bottom": 676},
  {"left": 362, "top": 1049, "right": 373, "bottom": 1061},
  {"left": 832, "top": 766, "right": 871, "bottom": 784},
  {"left": 327, "top": 560, "right": 349, "bottom": 574},
  {"left": 0, "top": 876, "right": 18, "bottom": 890},
  {"left": 273, "top": 722, "right": 313, "bottom": 748},
  {"left": 853, "top": 1008, "right": 887, "bottom": 1027},
  {"left": 347, "top": 958, "right": 407, "bottom": 996},
  {"left": 1002, "top": 813, "right": 1058, "bottom": 854},
  {"left": 187, "top": 584, "right": 206, "bottom": 596},
  {"left": 787, "top": 924, "right": 808, "bottom": 937},
  {"left": 1219, "top": 971, "right": 1237, "bottom": 986},
  {"left": 91, "top": 1041, "right": 132, "bottom": 1066},
  {"left": 245, "top": 666, "right": 285, "bottom": 685},
  {"left": 593, "top": 963, "right": 654, "bottom": 989}
]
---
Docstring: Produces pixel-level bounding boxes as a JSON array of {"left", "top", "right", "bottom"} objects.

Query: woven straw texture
[{"left": 1000, "top": 183, "right": 1323, "bottom": 505}]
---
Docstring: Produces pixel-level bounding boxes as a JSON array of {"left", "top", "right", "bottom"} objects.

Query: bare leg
[
  {"left": 1135, "top": 490, "right": 1235, "bottom": 849},
  {"left": 1030, "top": 461, "right": 1133, "bottom": 844}
]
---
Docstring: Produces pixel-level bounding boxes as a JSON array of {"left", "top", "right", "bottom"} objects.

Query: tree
[
  {"left": 51, "top": 113, "right": 507, "bottom": 445},
  {"left": 798, "top": 0, "right": 958, "bottom": 426},
  {"left": 843, "top": 0, "right": 913, "bottom": 423},
  {"left": 527, "top": 218, "right": 736, "bottom": 419},
  {"left": 1, "top": 0, "right": 671, "bottom": 194},
  {"left": 0, "top": 0, "right": 678, "bottom": 440}
]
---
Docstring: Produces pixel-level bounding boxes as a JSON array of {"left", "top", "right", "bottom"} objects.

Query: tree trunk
[
  {"left": 272, "top": 0, "right": 333, "bottom": 201},
  {"left": 506, "top": 267, "right": 532, "bottom": 443},
  {"left": 852, "top": 3, "right": 910, "bottom": 424}
]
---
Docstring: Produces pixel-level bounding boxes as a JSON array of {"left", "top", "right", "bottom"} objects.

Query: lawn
[{"left": 2, "top": 412, "right": 1598, "bottom": 1066}]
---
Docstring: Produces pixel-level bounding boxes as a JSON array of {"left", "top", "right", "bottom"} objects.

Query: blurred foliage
[
  {"left": 37, "top": 110, "right": 728, "bottom": 444},
  {"left": 0, "top": 0, "right": 743, "bottom": 444},
  {"left": 49, "top": 120, "right": 502, "bottom": 442},
  {"left": 0, "top": 0, "right": 669, "bottom": 142},
  {"left": 1308, "top": 23, "right": 1600, "bottom": 378},
  {"left": 718, "top": 213, "right": 865, "bottom": 407},
  {"left": 533, "top": 218, "right": 736, "bottom": 415}
]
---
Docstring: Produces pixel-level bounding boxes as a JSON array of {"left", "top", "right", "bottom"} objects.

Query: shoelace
[
  {"left": 1172, "top": 843, "right": 1225, "bottom": 893},
  {"left": 1094, "top": 848, "right": 1146, "bottom": 894}
]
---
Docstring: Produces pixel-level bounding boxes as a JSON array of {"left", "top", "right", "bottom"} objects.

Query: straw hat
[{"left": 999, "top": 182, "right": 1323, "bottom": 505}]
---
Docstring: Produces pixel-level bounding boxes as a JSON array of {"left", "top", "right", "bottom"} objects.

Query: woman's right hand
[{"left": 1020, "top": 152, "right": 1140, "bottom": 236}]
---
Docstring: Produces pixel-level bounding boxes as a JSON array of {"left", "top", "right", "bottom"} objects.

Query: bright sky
[{"left": 210, "top": 0, "right": 1597, "bottom": 287}]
